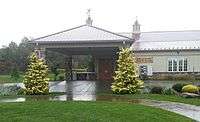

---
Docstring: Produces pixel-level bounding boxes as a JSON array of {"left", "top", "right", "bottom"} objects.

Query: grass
[
  {"left": 0, "top": 73, "right": 55, "bottom": 83},
  {"left": 100, "top": 93, "right": 200, "bottom": 106},
  {"left": 0, "top": 101, "right": 193, "bottom": 122},
  {"left": 1, "top": 93, "right": 199, "bottom": 106},
  {"left": 0, "top": 74, "right": 24, "bottom": 83}
]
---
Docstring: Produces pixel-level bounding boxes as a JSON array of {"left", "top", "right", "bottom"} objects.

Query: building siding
[{"left": 134, "top": 50, "right": 200, "bottom": 79}]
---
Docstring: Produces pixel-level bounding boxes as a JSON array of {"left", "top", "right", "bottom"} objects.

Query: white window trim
[{"left": 167, "top": 58, "right": 188, "bottom": 72}]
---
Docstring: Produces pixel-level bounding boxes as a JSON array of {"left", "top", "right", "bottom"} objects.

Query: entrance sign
[{"left": 136, "top": 57, "right": 153, "bottom": 64}]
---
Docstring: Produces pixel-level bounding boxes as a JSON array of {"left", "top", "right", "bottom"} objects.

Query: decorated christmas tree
[
  {"left": 23, "top": 52, "right": 49, "bottom": 95},
  {"left": 111, "top": 48, "right": 143, "bottom": 94}
]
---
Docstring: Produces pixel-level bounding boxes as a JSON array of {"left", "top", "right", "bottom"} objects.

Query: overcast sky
[{"left": 0, "top": 0, "right": 200, "bottom": 47}]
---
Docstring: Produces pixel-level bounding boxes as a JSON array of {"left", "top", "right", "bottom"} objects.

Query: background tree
[
  {"left": 0, "top": 37, "right": 34, "bottom": 74},
  {"left": 23, "top": 52, "right": 49, "bottom": 95},
  {"left": 111, "top": 48, "right": 143, "bottom": 94},
  {"left": 18, "top": 37, "right": 34, "bottom": 71},
  {"left": 10, "top": 67, "right": 20, "bottom": 82},
  {"left": 0, "top": 37, "right": 72, "bottom": 77}
]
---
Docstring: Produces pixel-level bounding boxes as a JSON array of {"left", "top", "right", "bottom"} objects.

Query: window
[
  {"left": 173, "top": 59, "right": 177, "bottom": 71},
  {"left": 184, "top": 59, "right": 187, "bottom": 71},
  {"left": 168, "top": 58, "right": 188, "bottom": 72},
  {"left": 168, "top": 60, "right": 172, "bottom": 71},
  {"left": 178, "top": 59, "right": 183, "bottom": 71}
]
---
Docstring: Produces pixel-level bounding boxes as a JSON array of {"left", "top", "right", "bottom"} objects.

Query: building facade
[
  {"left": 32, "top": 15, "right": 200, "bottom": 81},
  {"left": 32, "top": 16, "right": 132, "bottom": 81},
  {"left": 120, "top": 20, "right": 200, "bottom": 80}
]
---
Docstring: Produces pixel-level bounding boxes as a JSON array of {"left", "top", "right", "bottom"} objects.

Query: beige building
[{"left": 121, "top": 20, "right": 200, "bottom": 80}]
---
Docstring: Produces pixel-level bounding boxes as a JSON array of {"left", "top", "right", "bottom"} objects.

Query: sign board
[{"left": 136, "top": 57, "right": 153, "bottom": 64}]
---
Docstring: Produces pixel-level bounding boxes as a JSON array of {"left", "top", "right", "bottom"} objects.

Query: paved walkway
[{"left": 141, "top": 100, "right": 200, "bottom": 122}]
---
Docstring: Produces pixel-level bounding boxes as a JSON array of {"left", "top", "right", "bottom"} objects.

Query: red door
[{"left": 98, "top": 59, "right": 113, "bottom": 81}]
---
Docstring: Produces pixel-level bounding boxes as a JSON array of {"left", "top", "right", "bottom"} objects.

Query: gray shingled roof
[
  {"left": 119, "top": 30, "right": 200, "bottom": 51},
  {"left": 33, "top": 25, "right": 132, "bottom": 43}
]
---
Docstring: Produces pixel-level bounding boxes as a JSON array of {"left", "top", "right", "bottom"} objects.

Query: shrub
[
  {"left": 141, "top": 86, "right": 151, "bottom": 94},
  {"left": 182, "top": 84, "right": 199, "bottom": 94},
  {"left": 17, "top": 88, "right": 25, "bottom": 95},
  {"left": 58, "top": 75, "right": 65, "bottom": 81},
  {"left": 163, "top": 88, "right": 175, "bottom": 95},
  {"left": 0, "top": 85, "right": 21, "bottom": 96},
  {"left": 10, "top": 67, "right": 20, "bottom": 82},
  {"left": 197, "top": 85, "right": 200, "bottom": 92},
  {"left": 23, "top": 52, "right": 49, "bottom": 95},
  {"left": 51, "top": 65, "right": 59, "bottom": 81},
  {"left": 150, "top": 86, "right": 164, "bottom": 94},
  {"left": 111, "top": 48, "right": 143, "bottom": 94},
  {"left": 172, "top": 83, "right": 188, "bottom": 92},
  {"left": 58, "top": 69, "right": 65, "bottom": 74}
]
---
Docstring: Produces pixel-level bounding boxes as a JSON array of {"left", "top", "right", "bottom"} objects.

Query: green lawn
[
  {"left": 0, "top": 74, "right": 24, "bottom": 83},
  {"left": 0, "top": 74, "right": 55, "bottom": 83},
  {"left": 0, "top": 101, "right": 193, "bottom": 122},
  {"left": 100, "top": 93, "right": 200, "bottom": 106}
]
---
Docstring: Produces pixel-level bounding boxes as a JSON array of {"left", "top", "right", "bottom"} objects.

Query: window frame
[{"left": 168, "top": 58, "right": 188, "bottom": 72}]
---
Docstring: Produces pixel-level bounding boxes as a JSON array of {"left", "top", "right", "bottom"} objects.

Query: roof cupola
[
  {"left": 132, "top": 17, "right": 141, "bottom": 40},
  {"left": 86, "top": 9, "right": 93, "bottom": 26}
]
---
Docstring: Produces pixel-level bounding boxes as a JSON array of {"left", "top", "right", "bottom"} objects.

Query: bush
[
  {"left": 0, "top": 85, "right": 21, "bottom": 96},
  {"left": 141, "top": 86, "right": 151, "bottom": 94},
  {"left": 58, "top": 75, "right": 65, "bottom": 81},
  {"left": 197, "top": 85, "right": 200, "bottom": 92},
  {"left": 51, "top": 65, "right": 59, "bottom": 81},
  {"left": 182, "top": 84, "right": 199, "bottom": 94},
  {"left": 172, "top": 83, "right": 188, "bottom": 92},
  {"left": 111, "top": 48, "right": 143, "bottom": 94},
  {"left": 17, "top": 88, "right": 25, "bottom": 95},
  {"left": 58, "top": 69, "right": 65, "bottom": 74},
  {"left": 150, "top": 86, "right": 164, "bottom": 94},
  {"left": 23, "top": 53, "right": 49, "bottom": 95},
  {"left": 10, "top": 67, "right": 20, "bottom": 82},
  {"left": 163, "top": 88, "right": 175, "bottom": 95}
]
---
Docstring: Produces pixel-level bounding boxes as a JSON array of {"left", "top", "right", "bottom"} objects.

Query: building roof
[
  {"left": 120, "top": 30, "right": 200, "bottom": 51},
  {"left": 33, "top": 25, "right": 132, "bottom": 43}
]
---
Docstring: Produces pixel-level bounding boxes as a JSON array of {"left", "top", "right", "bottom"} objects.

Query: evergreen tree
[
  {"left": 111, "top": 48, "right": 143, "bottom": 94},
  {"left": 23, "top": 52, "right": 49, "bottom": 95}
]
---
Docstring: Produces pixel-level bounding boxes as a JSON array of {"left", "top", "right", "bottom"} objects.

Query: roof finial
[
  {"left": 86, "top": 9, "right": 93, "bottom": 26},
  {"left": 135, "top": 16, "right": 139, "bottom": 25},
  {"left": 87, "top": 9, "right": 91, "bottom": 17}
]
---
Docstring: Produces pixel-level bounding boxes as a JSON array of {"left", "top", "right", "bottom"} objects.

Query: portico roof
[{"left": 33, "top": 25, "right": 132, "bottom": 44}]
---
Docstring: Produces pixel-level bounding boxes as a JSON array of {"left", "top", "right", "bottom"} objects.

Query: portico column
[
  {"left": 68, "top": 55, "right": 73, "bottom": 81},
  {"left": 65, "top": 55, "right": 73, "bottom": 81}
]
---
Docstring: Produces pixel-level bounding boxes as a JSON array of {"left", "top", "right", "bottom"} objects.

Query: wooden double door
[{"left": 98, "top": 58, "right": 114, "bottom": 81}]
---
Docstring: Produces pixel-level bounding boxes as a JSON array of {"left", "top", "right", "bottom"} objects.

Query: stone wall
[{"left": 148, "top": 72, "right": 200, "bottom": 80}]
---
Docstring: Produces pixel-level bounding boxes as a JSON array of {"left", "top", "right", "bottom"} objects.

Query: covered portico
[{"left": 32, "top": 21, "right": 133, "bottom": 81}]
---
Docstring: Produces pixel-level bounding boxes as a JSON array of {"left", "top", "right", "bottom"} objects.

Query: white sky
[{"left": 0, "top": 0, "right": 200, "bottom": 47}]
